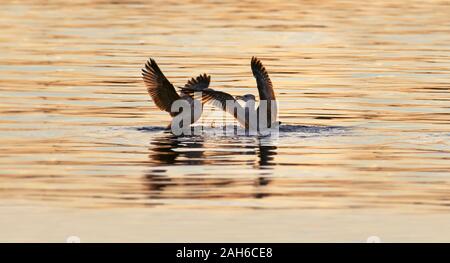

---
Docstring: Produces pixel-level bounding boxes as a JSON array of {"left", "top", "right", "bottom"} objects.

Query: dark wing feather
[
  {"left": 183, "top": 73, "right": 211, "bottom": 90},
  {"left": 180, "top": 87, "right": 235, "bottom": 111},
  {"left": 251, "top": 56, "right": 276, "bottom": 101},
  {"left": 142, "top": 58, "right": 180, "bottom": 115},
  {"left": 180, "top": 86, "right": 250, "bottom": 128}
]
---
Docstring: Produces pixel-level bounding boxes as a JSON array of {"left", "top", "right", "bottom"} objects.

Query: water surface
[{"left": 0, "top": 0, "right": 449, "bottom": 242}]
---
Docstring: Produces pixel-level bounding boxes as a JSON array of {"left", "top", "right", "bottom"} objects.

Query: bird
[
  {"left": 180, "top": 57, "right": 279, "bottom": 131},
  {"left": 141, "top": 58, "right": 210, "bottom": 130}
]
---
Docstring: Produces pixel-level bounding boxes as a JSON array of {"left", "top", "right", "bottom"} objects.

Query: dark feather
[
  {"left": 142, "top": 58, "right": 180, "bottom": 116},
  {"left": 184, "top": 73, "right": 211, "bottom": 90},
  {"left": 251, "top": 56, "right": 276, "bottom": 101}
]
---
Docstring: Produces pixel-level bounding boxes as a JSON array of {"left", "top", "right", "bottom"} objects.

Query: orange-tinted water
[{"left": 0, "top": 0, "right": 449, "bottom": 242}]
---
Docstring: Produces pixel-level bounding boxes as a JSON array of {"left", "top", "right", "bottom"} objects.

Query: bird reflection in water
[
  {"left": 144, "top": 132, "right": 204, "bottom": 197},
  {"left": 148, "top": 132, "right": 205, "bottom": 166},
  {"left": 143, "top": 132, "right": 277, "bottom": 203}
]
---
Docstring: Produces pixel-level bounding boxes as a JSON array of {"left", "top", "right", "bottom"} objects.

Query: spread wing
[
  {"left": 183, "top": 73, "right": 211, "bottom": 91},
  {"left": 180, "top": 86, "right": 249, "bottom": 128},
  {"left": 142, "top": 58, "right": 180, "bottom": 116},
  {"left": 180, "top": 86, "right": 236, "bottom": 111},
  {"left": 251, "top": 56, "right": 276, "bottom": 101}
]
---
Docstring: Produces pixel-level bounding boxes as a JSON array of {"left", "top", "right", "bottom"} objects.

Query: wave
[{"left": 134, "top": 124, "right": 351, "bottom": 137}]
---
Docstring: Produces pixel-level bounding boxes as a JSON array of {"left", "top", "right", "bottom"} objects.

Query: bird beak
[{"left": 236, "top": 95, "right": 243, "bottom": 100}]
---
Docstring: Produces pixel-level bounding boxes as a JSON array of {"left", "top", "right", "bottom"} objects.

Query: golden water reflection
[{"left": 0, "top": 0, "right": 449, "bottom": 213}]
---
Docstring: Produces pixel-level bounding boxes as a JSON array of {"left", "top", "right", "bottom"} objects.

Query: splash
[{"left": 135, "top": 124, "right": 351, "bottom": 138}]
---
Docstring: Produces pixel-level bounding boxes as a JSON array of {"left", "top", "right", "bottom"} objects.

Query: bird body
[
  {"left": 142, "top": 57, "right": 279, "bottom": 134},
  {"left": 180, "top": 57, "right": 279, "bottom": 132},
  {"left": 141, "top": 58, "right": 210, "bottom": 129}
]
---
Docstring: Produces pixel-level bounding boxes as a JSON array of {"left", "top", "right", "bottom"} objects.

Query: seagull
[
  {"left": 141, "top": 58, "right": 210, "bottom": 130},
  {"left": 180, "top": 57, "right": 279, "bottom": 131}
]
